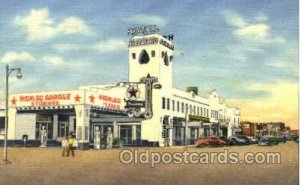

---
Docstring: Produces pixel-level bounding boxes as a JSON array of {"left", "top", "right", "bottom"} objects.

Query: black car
[
  {"left": 228, "top": 135, "right": 251, "bottom": 145},
  {"left": 258, "top": 135, "right": 279, "bottom": 146}
]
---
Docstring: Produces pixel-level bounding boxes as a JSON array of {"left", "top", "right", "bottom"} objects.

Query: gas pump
[
  {"left": 94, "top": 127, "right": 101, "bottom": 149},
  {"left": 40, "top": 126, "right": 48, "bottom": 147}
]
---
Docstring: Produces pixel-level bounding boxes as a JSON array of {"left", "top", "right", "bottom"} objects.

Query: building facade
[{"left": 0, "top": 26, "right": 240, "bottom": 149}]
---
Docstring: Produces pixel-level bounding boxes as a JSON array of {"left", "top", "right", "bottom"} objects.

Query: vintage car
[
  {"left": 278, "top": 135, "right": 287, "bottom": 143},
  {"left": 195, "top": 136, "right": 226, "bottom": 147},
  {"left": 228, "top": 135, "right": 251, "bottom": 146},
  {"left": 247, "top": 136, "right": 259, "bottom": 144},
  {"left": 258, "top": 135, "right": 279, "bottom": 146}
]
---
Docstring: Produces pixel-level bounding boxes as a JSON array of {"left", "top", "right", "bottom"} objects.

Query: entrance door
[
  {"left": 58, "top": 122, "right": 69, "bottom": 137},
  {"left": 120, "top": 125, "right": 132, "bottom": 145},
  {"left": 36, "top": 122, "right": 53, "bottom": 140}
]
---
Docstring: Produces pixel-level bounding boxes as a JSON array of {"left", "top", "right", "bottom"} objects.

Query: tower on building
[{"left": 128, "top": 25, "right": 174, "bottom": 89}]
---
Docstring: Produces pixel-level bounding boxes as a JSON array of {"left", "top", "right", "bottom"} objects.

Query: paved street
[{"left": 0, "top": 142, "right": 298, "bottom": 185}]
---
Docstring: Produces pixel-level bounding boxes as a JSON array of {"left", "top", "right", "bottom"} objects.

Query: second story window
[
  {"left": 172, "top": 100, "right": 175, "bottom": 111},
  {"left": 167, "top": 98, "right": 170, "bottom": 110},
  {"left": 151, "top": 50, "right": 155, "bottom": 57},
  {"left": 162, "top": 97, "right": 166, "bottom": 109},
  {"left": 132, "top": 53, "right": 136, "bottom": 59}
]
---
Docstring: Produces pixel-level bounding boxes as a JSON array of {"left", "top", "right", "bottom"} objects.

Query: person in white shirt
[{"left": 61, "top": 137, "right": 69, "bottom": 157}]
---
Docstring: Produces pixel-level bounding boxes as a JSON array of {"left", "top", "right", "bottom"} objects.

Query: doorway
[
  {"left": 120, "top": 125, "right": 132, "bottom": 145},
  {"left": 58, "top": 122, "right": 69, "bottom": 137},
  {"left": 36, "top": 122, "right": 53, "bottom": 140}
]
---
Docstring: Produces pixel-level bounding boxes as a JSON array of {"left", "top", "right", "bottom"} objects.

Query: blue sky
[{"left": 0, "top": 1, "right": 298, "bottom": 128}]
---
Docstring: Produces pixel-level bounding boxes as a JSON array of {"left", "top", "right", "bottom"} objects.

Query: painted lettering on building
[{"left": 99, "top": 95, "right": 122, "bottom": 110}]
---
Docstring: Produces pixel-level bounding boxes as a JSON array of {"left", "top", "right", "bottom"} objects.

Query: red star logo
[
  {"left": 89, "top": 95, "right": 95, "bottom": 103},
  {"left": 74, "top": 95, "right": 81, "bottom": 102},
  {"left": 11, "top": 97, "right": 17, "bottom": 105}
]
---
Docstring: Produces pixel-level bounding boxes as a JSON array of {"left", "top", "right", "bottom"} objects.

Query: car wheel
[{"left": 200, "top": 144, "right": 206, "bottom": 148}]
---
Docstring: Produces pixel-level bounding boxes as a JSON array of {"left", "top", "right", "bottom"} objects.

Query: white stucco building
[{"left": 0, "top": 26, "right": 240, "bottom": 149}]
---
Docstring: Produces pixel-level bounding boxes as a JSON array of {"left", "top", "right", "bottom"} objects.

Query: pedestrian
[
  {"left": 61, "top": 136, "right": 69, "bottom": 157},
  {"left": 67, "top": 135, "right": 75, "bottom": 157}
]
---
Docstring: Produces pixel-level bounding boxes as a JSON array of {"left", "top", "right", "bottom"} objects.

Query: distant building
[{"left": 241, "top": 122, "right": 286, "bottom": 136}]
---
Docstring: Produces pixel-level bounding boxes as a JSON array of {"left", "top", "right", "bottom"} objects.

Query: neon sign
[{"left": 128, "top": 25, "right": 159, "bottom": 36}]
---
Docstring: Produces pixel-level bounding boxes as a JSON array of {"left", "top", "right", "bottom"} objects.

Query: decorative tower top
[{"left": 127, "top": 25, "right": 174, "bottom": 90}]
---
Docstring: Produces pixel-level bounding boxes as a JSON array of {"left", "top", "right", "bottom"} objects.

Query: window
[
  {"left": 172, "top": 100, "right": 175, "bottom": 111},
  {"left": 197, "top": 107, "right": 199, "bottom": 115},
  {"left": 162, "top": 97, "right": 166, "bottom": 109},
  {"left": 151, "top": 50, "right": 155, "bottom": 57},
  {"left": 132, "top": 53, "right": 136, "bottom": 59},
  {"left": 200, "top": 107, "right": 203, "bottom": 116},
  {"left": 177, "top": 101, "right": 180, "bottom": 112},
  {"left": 167, "top": 98, "right": 170, "bottom": 110},
  {"left": 170, "top": 55, "right": 173, "bottom": 62},
  {"left": 189, "top": 105, "right": 192, "bottom": 114},
  {"left": 193, "top": 106, "right": 196, "bottom": 114},
  {"left": 163, "top": 52, "right": 169, "bottom": 66},
  {"left": 181, "top": 102, "right": 184, "bottom": 113},
  {"left": 139, "top": 49, "right": 150, "bottom": 64},
  {"left": 185, "top": 104, "right": 188, "bottom": 113}
]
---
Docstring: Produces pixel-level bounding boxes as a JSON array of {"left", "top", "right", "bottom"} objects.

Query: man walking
[
  {"left": 61, "top": 136, "right": 69, "bottom": 157},
  {"left": 67, "top": 135, "right": 75, "bottom": 157}
]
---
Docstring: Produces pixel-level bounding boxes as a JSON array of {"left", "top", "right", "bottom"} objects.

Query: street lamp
[{"left": 3, "top": 64, "right": 22, "bottom": 164}]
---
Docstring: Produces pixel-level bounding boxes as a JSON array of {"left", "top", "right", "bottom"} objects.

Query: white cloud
[
  {"left": 255, "top": 13, "right": 269, "bottom": 22},
  {"left": 1, "top": 51, "right": 36, "bottom": 63},
  {"left": 222, "top": 10, "right": 285, "bottom": 45},
  {"left": 52, "top": 43, "right": 78, "bottom": 51},
  {"left": 56, "top": 17, "right": 89, "bottom": 34},
  {"left": 234, "top": 24, "right": 269, "bottom": 38},
  {"left": 14, "top": 8, "right": 89, "bottom": 41},
  {"left": 93, "top": 39, "right": 127, "bottom": 52},
  {"left": 222, "top": 10, "right": 247, "bottom": 27},
  {"left": 126, "top": 14, "right": 167, "bottom": 27},
  {"left": 52, "top": 39, "right": 127, "bottom": 52},
  {"left": 42, "top": 55, "right": 88, "bottom": 69},
  {"left": 42, "top": 56, "right": 68, "bottom": 66}
]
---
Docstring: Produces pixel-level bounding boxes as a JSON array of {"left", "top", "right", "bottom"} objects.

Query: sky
[{"left": 0, "top": 0, "right": 298, "bottom": 129}]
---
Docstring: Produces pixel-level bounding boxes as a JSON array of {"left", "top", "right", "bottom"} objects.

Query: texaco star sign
[{"left": 126, "top": 85, "right": 140, "bottom": 101}]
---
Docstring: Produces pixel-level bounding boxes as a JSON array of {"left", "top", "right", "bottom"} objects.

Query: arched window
[{"left": 139, "top": 49, "right": 150, "bottom": 64}]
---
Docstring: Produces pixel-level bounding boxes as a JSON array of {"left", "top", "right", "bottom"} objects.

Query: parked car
[
  {"left": 228, "top": 135, "right": 250, "bottom": 145},
  {"left": 285, "top": 135, "right": 293, "bottom": 141},
  {"left": 278, "top": 135, "right": 287, "bottom": 143},
  {"left": 293, "top": 135, "right": 299, "bottom": 143},
  {"left": 247, "top": 136, "right": 258, "bottom": 144},
  {"left": 258, "top": 135, "right": 279, "bottom": 146},
  {"left": 195, "top": 136, "right": 226, "bottom": 147},
  {"left": 219, "top": 136, "right": 229, "bottom": 145}
]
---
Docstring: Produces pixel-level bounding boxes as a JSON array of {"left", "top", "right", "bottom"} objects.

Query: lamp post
[{"left": 3, "top": 64, "right": 22, "bottom": 164}]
